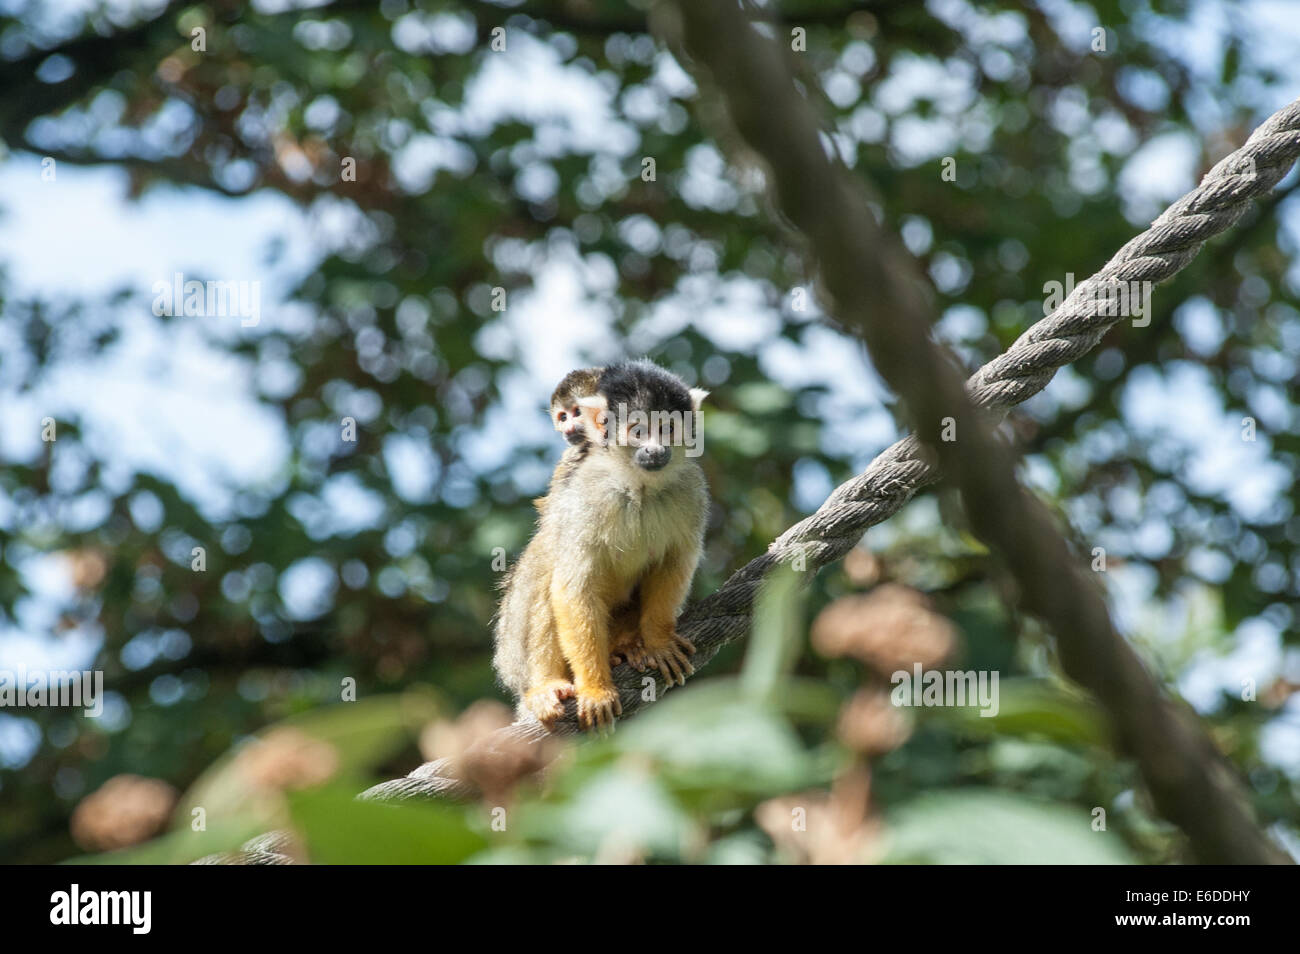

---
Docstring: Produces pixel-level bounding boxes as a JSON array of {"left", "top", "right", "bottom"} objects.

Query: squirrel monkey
[
  {"left": 494, "top": 360, "right": 709, "bottom": 730},
  {"left": 536, "top": 367, "right": 603, "bottom": 508},
  {"left": 550, "top": 367, "right": 602, "bottom": 449},
  {"left": 539, "top": 365, "right": 643, "bottom": 665}
]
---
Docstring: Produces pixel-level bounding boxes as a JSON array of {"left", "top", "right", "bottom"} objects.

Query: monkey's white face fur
[{"left": 577, "top": 387, "right": 707, "bottom": 486}]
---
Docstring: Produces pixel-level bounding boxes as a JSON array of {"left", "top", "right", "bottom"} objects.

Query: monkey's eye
[
  {"left": 569, "top": 405, "right": 581, "bottom": 417},
  {"left": 557, "top": 412, "right": 567, "bottom": 422}
]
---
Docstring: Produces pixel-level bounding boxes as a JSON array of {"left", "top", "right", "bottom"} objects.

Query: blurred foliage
[{"left": 0, "top": 0, "right": 1296, "bottom": 863}]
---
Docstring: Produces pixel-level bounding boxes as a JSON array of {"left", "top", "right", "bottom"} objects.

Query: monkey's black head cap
[{"left": 597, "top": 359, "right": 693, "bottom": 416}]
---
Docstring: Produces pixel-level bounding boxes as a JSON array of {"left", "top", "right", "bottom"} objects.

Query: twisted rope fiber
[
  {"left": 209, "top": 100, "right": 1300, "bottom": 859},
  {"left": 682, "top": 98, "right": 1300, "bottom": 647}
]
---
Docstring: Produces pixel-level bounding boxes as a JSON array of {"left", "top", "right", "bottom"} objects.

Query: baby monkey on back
[
  {"left": 494, "top": 360, "right": 709, "bottom": 730},
  {"left": 536, "top": 366, "right": 603, "bottom": 507}
]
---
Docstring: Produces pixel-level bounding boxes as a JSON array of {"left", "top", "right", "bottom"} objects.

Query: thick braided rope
[
  {"left": 679, "top": 96, "right": 1300, "bottom": 655},
  {"left": 209, "top": 99, "right": 1300, "bottom": 856}
]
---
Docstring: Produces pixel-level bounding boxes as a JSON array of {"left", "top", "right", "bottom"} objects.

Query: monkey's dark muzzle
[{"left": 635, "top": 445, "right": 671, "bottom": 471}]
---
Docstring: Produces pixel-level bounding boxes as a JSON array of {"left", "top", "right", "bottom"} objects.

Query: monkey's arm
[
  {"left": 550, "top": 576, "right": 623, "bottom": 730},
  {"left": 631, "top": 550, "right": 698, "bottom": 686}
]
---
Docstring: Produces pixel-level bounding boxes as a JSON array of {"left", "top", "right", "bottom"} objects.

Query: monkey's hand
[
  {"left": 624, "top": 631, "right": 696, "bottom": 687},
  {"left": 523, "top": 680, "right": 576, "bottom": 727},
  {"left": 575, "top": 685, "right": 622, "bottom": 732}
]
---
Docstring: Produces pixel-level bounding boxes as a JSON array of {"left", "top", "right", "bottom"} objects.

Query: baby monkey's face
[
  {"left": 549, "top": 367, "right": 603, "bottom": 447},
  {"left": 551, "top": 396, "right": 588, "bottom": 446}
]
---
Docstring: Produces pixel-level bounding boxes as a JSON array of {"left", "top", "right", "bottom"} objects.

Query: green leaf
[
  {"left": 63, "top": 816, "right": 268, "bottom": 865},
  {"left": 732, "top": 382, "right": 793, "bottom": 414},
  {"left": 177, "top": 692, "right": 441, "bottom": 825},
  {"left": 517, "top": 767, "right": 692, "bottom": 859},
  {"left": 934, "top": 677, "right": 1110, "bottom": 748},
  {"left": 613, "top": 679, "right": 833, "bottom": 796},
  {"left": 742, "top": 563, "right": 804, "bottom": 699},
  {"left": 882, "top": 789, "right": 1137, "bottom": 864},
  {"left": 287, "top": 786, "right": 486, "bottom": 864}
]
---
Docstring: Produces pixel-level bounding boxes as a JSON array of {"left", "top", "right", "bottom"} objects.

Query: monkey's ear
[
  {"left": 689, "top": 388, "right": 710, "bottom": 411},
  {"left": 577, "top": 394, "right": 609, "bottom": 441}
]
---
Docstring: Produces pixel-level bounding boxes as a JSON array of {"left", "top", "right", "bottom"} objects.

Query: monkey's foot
[
  {"left": 626, "top": 633, "right": 696, "bottom": 686},
  {"left": 575, "top": 685, "right": 622, "bottom": 732},
  {"left": 523, "top": 680, "right": 576, "bottom": 727},
  {"left": 609, "top": 634, "right": 644, "bottom": 668}
]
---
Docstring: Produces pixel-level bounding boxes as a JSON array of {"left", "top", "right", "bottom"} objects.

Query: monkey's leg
[
  {"left": 520, "top": 597, "right": 576, "bottom": 727},
  {"left": 628, "top": 554, "right": 697, "bottom": 686},
  {"left": 550, "top": 579, "right": 622, "bottom": 731}
]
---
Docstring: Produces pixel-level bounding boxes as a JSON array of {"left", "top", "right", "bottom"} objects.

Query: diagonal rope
[
  {"left": 208, "top": 97, "right": 1300, "bottom": 858},
  {"left": 677, "top": 97, "right": 1300, "bottom": 657}
]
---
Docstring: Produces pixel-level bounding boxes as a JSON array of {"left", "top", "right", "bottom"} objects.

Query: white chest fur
[{"left": 553, "top": 450, "right": 703, "bottom": 583}]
